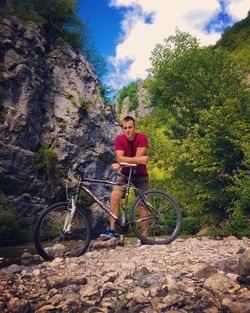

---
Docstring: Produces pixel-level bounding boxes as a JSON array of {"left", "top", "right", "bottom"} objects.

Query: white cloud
[
  {"left": 106, "top": 0, "right": 249, "bottom": 90},
  {"left": 227, "top": 0, "right": 249, "bottom": 19}
]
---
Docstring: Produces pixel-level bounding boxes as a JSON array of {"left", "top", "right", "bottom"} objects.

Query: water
[
  {"left": 0, "top": 243, "right": 43, "bottom": 268},
  {"left": 0, "top": 237, "right": 142, "bottom": 268}
]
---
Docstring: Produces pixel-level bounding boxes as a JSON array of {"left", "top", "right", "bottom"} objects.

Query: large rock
[
  {"left": 203, "top": 273, "right": 235, "bottom": 293},
  {"left": 0, "top": 7, "right": 119, "bottom": 235},
  {"left": 46, "top": 274, "right": 87, "bottom": 289},
  {"left": 114, "top": 81, "right": 152, "bottom": 120},
  {"left": 190, "top": 263, "right": 217, "bottom": 279},
  {"left": 238, "top": 251, "right": 250, "bottom": 277}
]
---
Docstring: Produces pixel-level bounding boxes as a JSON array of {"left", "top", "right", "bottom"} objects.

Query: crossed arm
[{"left": 111, "top": 147, "right": 148, "bottom": 171}]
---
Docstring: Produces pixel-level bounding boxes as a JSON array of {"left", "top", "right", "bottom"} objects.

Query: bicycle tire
[
  {"left": 34, "top": 202, "right": 91, "bottom": 260},
  {"left": 130, "top": 190, "right": 182, "bottom": 245}
]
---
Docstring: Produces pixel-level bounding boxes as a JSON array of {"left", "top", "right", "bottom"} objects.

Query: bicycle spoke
[
  {"left": 136, "top": 214, "right": 156, "bottom": 223},
  {"left": 131, "top": 190, "right": 182, "bottom": 245},
  {"left": 144, "top": 219, "right": 157, "bottom": 236},
  {"left": 34, "top": 203, "right": 91, "bottom": 260}
]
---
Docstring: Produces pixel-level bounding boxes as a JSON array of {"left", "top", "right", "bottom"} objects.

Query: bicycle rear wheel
[
  {"left": 130, "top": 190, "right": 182, "bottom": 245},
  {"left": 34, "top": 202, "right": 91, "bottom": 260}
]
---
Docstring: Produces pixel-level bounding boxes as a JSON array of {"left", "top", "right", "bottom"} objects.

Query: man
[{"left": 100, "top": 115, "right": 149, "bottom": 240}]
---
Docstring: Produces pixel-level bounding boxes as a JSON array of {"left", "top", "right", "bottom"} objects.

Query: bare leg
[
  {"left": 139, "top": 202, "right": 148, "bottom": 236},
  {"left": 110, "top": 190, "right": 123, "bottom": 229},
  {"left": 137, "top": 179, "right": 149, "bottom": 237}
]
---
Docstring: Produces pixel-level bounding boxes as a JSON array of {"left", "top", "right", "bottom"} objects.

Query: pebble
[
  {"left": 21, "top": 249, "right": 33, "bottom": 260},
  {"left": 0, "top": 237, "right": 249, "bottom": 313},
  {"left": 33, "top": 269, "right": 40, "bottom": 276}
]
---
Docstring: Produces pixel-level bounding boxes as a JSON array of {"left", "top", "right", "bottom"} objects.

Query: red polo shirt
[{"left": 114, "top": 132, "right": 149, "bottom": 176}]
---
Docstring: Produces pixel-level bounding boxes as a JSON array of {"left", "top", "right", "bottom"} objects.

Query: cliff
[
  {"left": 114, "top": 81, "right": 152, "bottom": 120},
  {"left": 0, "top": 8, "right": 119, "bottom": 236}
]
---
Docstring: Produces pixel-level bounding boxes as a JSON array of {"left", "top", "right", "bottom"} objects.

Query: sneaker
[{"left": 100, "top": 229, "right": 119, "bottom": 241}]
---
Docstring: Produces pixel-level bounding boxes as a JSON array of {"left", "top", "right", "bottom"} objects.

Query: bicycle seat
[{"left": 120, "top": 162, "right": 137, "bottom": 167}]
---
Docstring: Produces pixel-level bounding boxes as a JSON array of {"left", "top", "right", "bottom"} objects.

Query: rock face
[
  {"left": 114, "top": 81, "right": 152, "bottom": 120},
  {"left": 0, "top": 237, "right": 250, "bottom": 312},
  {"left": 0, "top": 9, "right": 119, "bottom": 233}
]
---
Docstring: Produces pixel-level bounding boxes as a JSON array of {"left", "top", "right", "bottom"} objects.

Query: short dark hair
[{"left": 122, "top": 115, "right": 135, "bottom": 125}]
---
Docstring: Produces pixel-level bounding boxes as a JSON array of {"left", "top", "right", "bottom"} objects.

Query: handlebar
[
  {"left": 71, "top": 162, "right": 137, "bottom": 177},
  {"left": 119, "top": 162, "right": 137, "bottom": 167}
]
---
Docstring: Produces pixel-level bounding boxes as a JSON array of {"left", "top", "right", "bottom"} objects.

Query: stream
[
  {"left": 0, "top": 243, "right": 42, "bottom": 268},
  {"left": 0, "top": 237, "right": 140, "bottom": 268}
]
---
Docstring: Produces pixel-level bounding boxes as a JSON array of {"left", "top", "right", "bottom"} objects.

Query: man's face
[{"left": 122, "top": 120, "right": 136, "bottom": 141}]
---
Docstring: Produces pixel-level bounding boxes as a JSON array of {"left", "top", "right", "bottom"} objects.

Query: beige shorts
[{"left": 113, "top": 174, "right": 149, "bottom": 195}]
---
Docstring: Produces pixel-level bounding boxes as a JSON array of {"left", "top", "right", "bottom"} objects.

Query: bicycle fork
[{"left": 63, "top": 196, "right": 77, "bottom": 233}]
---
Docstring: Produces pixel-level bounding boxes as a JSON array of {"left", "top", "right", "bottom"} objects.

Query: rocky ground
[{"left": 0, "top": 236, "right": 250, "bottom": 313}]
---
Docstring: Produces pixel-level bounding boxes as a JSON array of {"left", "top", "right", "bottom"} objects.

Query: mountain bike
[{"left": 34, "top": 163, "right": 182, "bottom": 260}]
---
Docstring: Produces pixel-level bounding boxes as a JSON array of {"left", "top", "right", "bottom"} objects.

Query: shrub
[
  {"left": 22, "top": 193, "right": 31, "bottom": 200},
  {"left": 181, "top": 216, "right": 202, "bottom": 235},
  {"left": 207, "top": 224, "right": 230, "bottom": 238},
  {"left": 78, "top": 190, "right": 94, "bottom": 207},
  {"left": 226, "top": 207, "right": 250, "bottom": 237},
  {"left": 0, "top": 206, "right": 32, "bottom": 246},
  {"left": 100, "top": 84, "right": 113, "bottom": 103},
  {"left": 62, "top": 90, "right": 74, "bottom": 100},
  {"left": 58, "top": 121, "right": 66, "bottom": 130},
  {"left": 34, "top": 145, "right": 58, "bottom": 187},
  {"left": 12, "top": 0, "right": 84, "bottom": 49},
  {"left": 80, "top": 99, "right": 89, "bottom": 113}
]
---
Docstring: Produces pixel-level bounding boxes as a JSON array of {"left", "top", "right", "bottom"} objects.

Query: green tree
[
  {"left": 117, "top": 82, "right": 139, "bottom": 115},
  {"left": 84, "top": 47, "right": 107, "bottom": 79},
  {"left": 229, "top": 137, "right": 250, "bottom": 236},
  {"left": 143, "top": 30, "right": 250, "bottom": 235},
  {"left": 216, "top": 12, "right": 250, "bottom": 70},
  {"left": 12, "top": 0, "right": 84, "bottom": 49}
]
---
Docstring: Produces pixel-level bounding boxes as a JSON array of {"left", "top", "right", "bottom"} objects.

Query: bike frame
[{"left": 69, "top": 166, "right": 146, "bottom": 226}]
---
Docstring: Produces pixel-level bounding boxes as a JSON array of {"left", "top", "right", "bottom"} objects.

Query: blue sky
[
  {"left": 79, "top": 0, "right": 123, "bottom": 57},
  {"left": 78, "top": 0, "right": 249, "bottom": 92}
]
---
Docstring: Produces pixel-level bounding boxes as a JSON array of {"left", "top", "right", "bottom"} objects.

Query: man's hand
[
  {"left": 111, "top": 163, "right": 121, "bottom": 171},
  {"left": 137, "top": 156, "right": 149, "bottom": 165}
]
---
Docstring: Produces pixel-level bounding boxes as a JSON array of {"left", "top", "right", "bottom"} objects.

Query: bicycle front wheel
[
  {"left": 34, "top": 202, "right": 91, "bottom": 260},
  {"left": 130, "top": 190, "right": 182, "bottom": 245}
]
